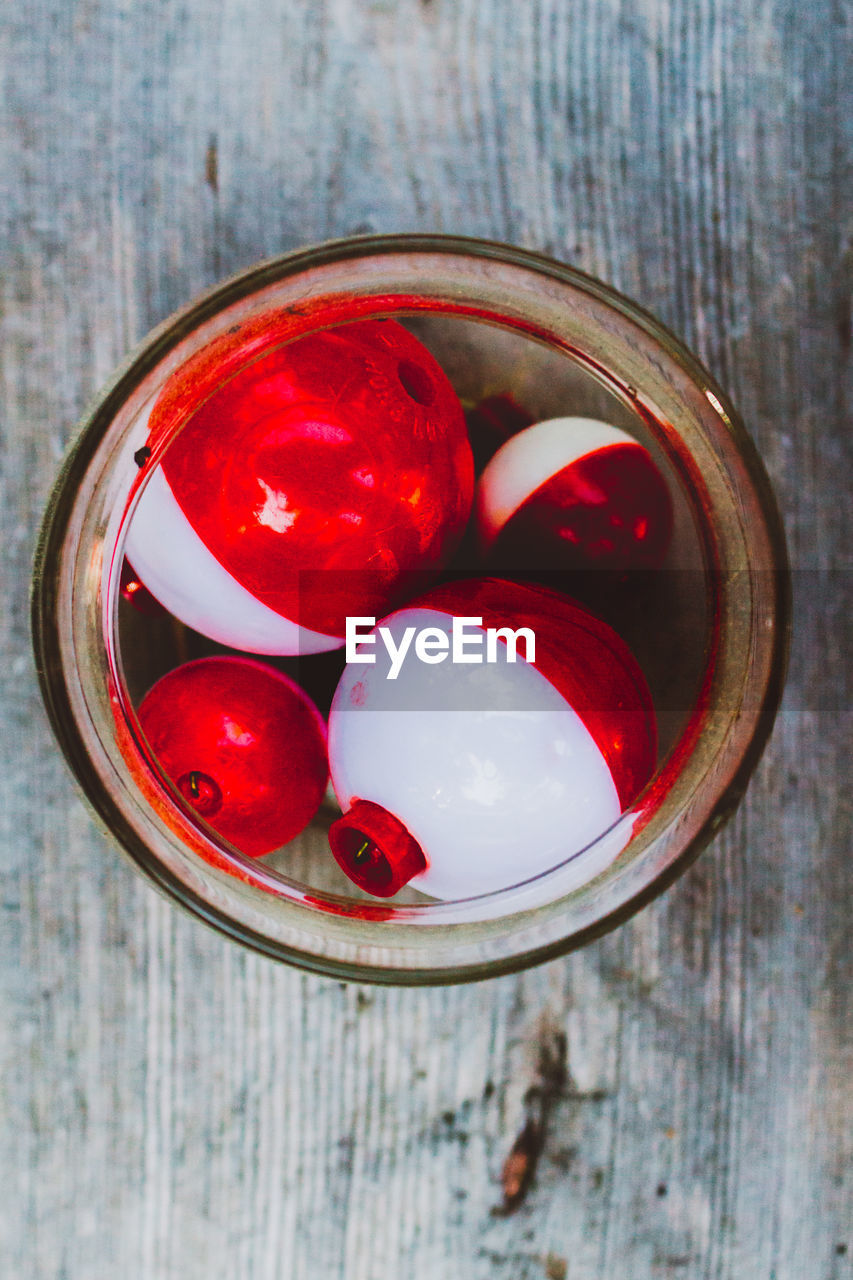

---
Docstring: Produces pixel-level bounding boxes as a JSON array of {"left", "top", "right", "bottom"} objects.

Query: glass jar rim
[{"left": 31, "top": 233, "right": 791, "bottom": 983}]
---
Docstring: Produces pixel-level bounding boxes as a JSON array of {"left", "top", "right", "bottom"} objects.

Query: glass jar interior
[{"left": 114, "top": 307, "right": 716, "bottom": 908}]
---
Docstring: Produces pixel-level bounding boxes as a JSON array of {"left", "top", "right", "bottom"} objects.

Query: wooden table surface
[{"left": 2, "top": 2, "right": 850, "bottom": 1277}]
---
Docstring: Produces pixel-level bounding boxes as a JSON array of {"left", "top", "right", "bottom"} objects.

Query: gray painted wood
[{"left": 1, "top": 1, "right": 850, "bottom": 1277}]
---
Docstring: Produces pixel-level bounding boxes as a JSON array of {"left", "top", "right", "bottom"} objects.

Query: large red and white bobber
[
  {"left": 327, "top": 579, "right": 656, "bottom": 899},
  {"left": 475, "top": 417, "right": 673, "bottom": 572},
  {"left": 125, "top": 319, "right": 474, "bottom": 654},
  {"left": 138, "top": 656, "right": 328, "bottom": 857}
]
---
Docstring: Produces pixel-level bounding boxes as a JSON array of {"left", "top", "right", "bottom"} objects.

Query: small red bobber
[
  {"left": 119, "top": 559, "right": 168, "bottom": 617},
  {"left": 138, "top": 656, "right": 328, "bottom": 857},
  {"left": 327, "top": 579, "right": 656, "bottom": 899},
  {"left": 125, "top": 319, "right": 474, "bottom": 654},
  {"left": 475, "top": 417, "right": 673, "bottom": 572}
]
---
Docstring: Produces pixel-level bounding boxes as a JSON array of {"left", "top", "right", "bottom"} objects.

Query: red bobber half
[
  {"left": 125, "top": 319, "right": 474, "bottom": 654},
  {"left": 475, "top": 417, "right": 673, "bottom": 572},
  {"left": 138, "top": 656, "right": 328, "bottom": 857},
  {"left": 327, "top": 578, "right": 657, "bottom": 899},
  {"left": 119, "top": 559, "right": 168, "bottom": 617}
]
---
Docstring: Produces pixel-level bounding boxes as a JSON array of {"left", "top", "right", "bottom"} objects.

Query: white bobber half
[
  {"left": 475, "top": 416, "right": 673, "bottom": 572},
  {"left": 327, "top": 578, "right": 657, "bottom": 900},
  {"left": 125, "top": 465, "right": 341, "bottom": 654}
]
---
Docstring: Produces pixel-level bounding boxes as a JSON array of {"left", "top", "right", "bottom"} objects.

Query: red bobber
[
  {"left": 327, "top": 578, "right": 656, "bottom": 899},
  {"left": 475, "top": 417, "right": 673, "bottom": 572},
  {"left": 138, "top": 656, "right": 328, "bottom": 857},
  {"left": 125, "top": 319, "right": 474, "bottom": 654},
  {"left": 119, "top": 559, "right": 168, "bottom": 617}
]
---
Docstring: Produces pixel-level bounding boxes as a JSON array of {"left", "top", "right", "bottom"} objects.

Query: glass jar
[{"left": 31, "top": 235, "right": 790, "bottom": 984}]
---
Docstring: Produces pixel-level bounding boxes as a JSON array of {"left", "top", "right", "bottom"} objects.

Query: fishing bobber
[
  {"left": 119, "top": 559, "right": 167, "bottom": 617},
  {"left": 138, "top": 656, "right": 328, "bottom": 857},
  {"left": 327, "top": 578, "right": 656, "bottom": 899},
  {"left": 125, "top": 319, "right": 474, "bottom": 654},
  {"left": 475, "top": 417, "right": 673, "bottom": 572}
]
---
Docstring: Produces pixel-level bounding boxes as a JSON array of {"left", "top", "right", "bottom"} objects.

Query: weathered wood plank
[{"left": 0, "top": 0, "right": 849, "bottom": 1277}]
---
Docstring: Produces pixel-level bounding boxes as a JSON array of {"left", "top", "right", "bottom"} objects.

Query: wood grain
[{"left": 1, "top": 1, "right": 850, "bottom": 1277}]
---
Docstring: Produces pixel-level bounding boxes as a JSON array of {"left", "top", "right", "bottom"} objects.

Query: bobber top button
[{"left": 328, "top": 799, "right": 427, "bottom": 897}]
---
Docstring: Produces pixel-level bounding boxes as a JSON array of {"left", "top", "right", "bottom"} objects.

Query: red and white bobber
[
  {"left": 327, "top": 579, "right": 656, "bottom": 899},
  {"left": 125, "top": 319, "right": 473, "bottom": 654},
  {"left": 475, "top": 417, "right": 673, "bottom": 572},
  {"left": 138, "top": 656, "right": 328, "bottom": 857}
]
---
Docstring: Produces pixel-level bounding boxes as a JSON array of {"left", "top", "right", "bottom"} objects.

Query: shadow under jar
[{"left": 31, "top": 235, "right": 790, "bottom": 984}]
